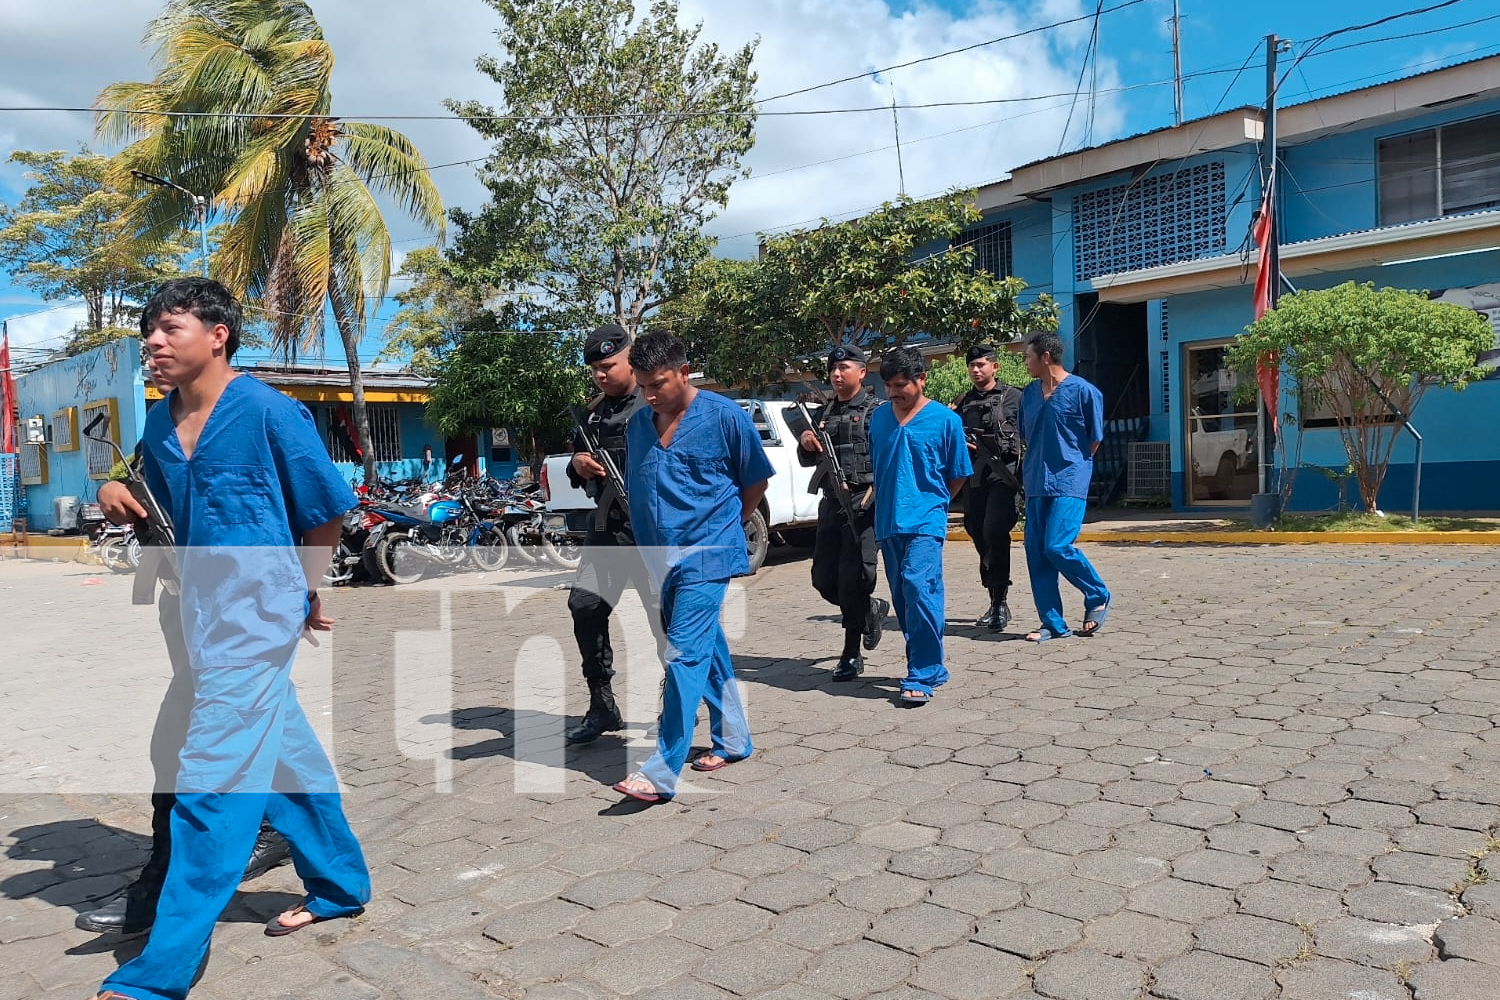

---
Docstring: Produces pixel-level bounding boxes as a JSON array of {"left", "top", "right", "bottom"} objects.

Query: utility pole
[
  {"left": 1171, "top": 0, "right": 1183, "bottom": 126},
  {"left": 1257, "top": 33, "right": 1291, "bottom": 497},
  {"left": 889, "top": 77, "right": 907, "bottom": 199}
]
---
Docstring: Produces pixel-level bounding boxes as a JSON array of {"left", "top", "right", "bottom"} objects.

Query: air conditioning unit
[
  {"left": 24, "top": 416, "right": 45, "bottom": 445},
  {"left": 54, "top": 495, "right": 81, "bottom": 532}
]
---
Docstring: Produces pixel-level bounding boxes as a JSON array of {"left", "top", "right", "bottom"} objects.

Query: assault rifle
[
  {"left": 569, "top": 404, "right": 630, "bottom": 532},
  {"left": 967, "top": 427, "right": 1024, "bottom": 494},
  {"left": 83, "top": 411, "right": 177, "bottom": 603},
  {"left": 792, "top": 396, "right": 868, "bottom": 542}
]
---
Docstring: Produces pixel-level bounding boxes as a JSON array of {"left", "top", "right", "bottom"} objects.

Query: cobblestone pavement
[{"left": 2, "top": 542, "right": 1499, "bottom": 1000}]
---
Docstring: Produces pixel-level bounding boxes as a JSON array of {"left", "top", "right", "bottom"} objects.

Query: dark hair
[
  {"left": 139, "top": 277, "right": 243, "bottom": 360},
  {"left": 879, "top": 346, "right": 927, "bottom": 382},
  {"left": 628, "top": 330, "right": 689, "bottom": 374},
  {"left": 1026, "top": 330, "right": 1064, "bottom": 366}
]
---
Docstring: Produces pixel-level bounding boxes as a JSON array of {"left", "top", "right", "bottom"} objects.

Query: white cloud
[
  {"left": 3, "top": 305, "right": 88, "bottom": 359},
  {"left": 0, "top": 0, "right": 1120, "bottom": 294}
]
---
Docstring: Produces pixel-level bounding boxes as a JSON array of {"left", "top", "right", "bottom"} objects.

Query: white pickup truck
[{"left": 541, "top": 397, "right": 821, "bottom": 573}]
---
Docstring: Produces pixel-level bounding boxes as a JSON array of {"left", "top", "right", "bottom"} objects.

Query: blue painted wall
[{"left": 15, "top": 338, "right": 148, "bottom": 530}]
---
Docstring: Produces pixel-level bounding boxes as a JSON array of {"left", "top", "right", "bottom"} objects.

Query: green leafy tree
[
  {"left": 96, "top": 0, "right": 445, "bottom": 484},
  {"left": 926, "top": 350, "right": 1034, "bottom": 406},
  {"left": 670, "top": 192, "right": 1058, "bottom": 390},
  {"left": 1226, "top": 281, "right": 1492, "bottom": 512},
  {"left": 424, "top": 326, "right": 590, "bottom": 467},
  {"left": 447, "top": 0, "right": 757, "bottom": 333},
  {"left": 382, "top": 246, "right": 492, "bottom": 376},
  {"left": 0, "top": 149, "right": 192, "bottom": 340}
]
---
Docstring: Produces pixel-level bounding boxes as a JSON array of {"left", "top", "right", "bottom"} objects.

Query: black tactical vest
[
  {"left": 958, "top": 385, "right": 1021, "bottom": 481},
  {"left": 817, "top": 389, "right": 882, "bottom": 487},
  {"left": 577, "top": 388, "right": 645, "bottom": 502}
]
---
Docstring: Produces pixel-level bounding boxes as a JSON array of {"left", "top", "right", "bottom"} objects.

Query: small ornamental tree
[{"left": 1226, "top": 281, "right": 1492, "bottom": 512}]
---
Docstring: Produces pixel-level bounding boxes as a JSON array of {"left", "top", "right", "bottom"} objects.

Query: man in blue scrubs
[
  {"left": 1017, "top": 330, "right": 1111, "bottom": 642},
  {"left": 98, "top": 279, "right": 368, "bottom": 1000},
  {"left": 611, "top": 333, "right": 773, "bottom": 803},
  {"left": 868, "top": 347, "right": 972, "bottom": 706}
]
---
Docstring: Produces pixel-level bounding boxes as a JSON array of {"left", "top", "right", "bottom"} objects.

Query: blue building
[
  {"left": 11, "top": 338, "right": 520, "bottom": 531},
  {"left": 950, "top": 54, "right": 1500, "bottom": 513}
]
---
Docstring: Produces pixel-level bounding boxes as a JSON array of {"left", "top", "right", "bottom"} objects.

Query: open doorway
[
  {"left": 1183, "top": 341, "right": 1258, "bottom": 504},
  {"left": 1073, "top": 293, "right": 1149, "bottom": 418}
]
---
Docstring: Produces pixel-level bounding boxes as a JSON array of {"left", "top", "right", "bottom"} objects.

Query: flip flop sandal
[
  {"left": 1080, "top": 601, "right": 1111, "bottom": 637},
  {"left": 612, "top": 772, "right": 667, "bottom": 803},
  {"left": 899, "top": 690, "right": 933, "bottom": 706},
  {"left": 264, "top": 901, "right": 363, "bottom": 937},
  {"left": 690, "top": 754, "right": 744, "bottom": 772},
  {"left": 1024, "top": 626, "right": 1073, "bottom": 642}
]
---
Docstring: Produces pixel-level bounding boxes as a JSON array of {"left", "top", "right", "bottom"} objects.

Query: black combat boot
[
  {"left": 242, "top": 824, "right": 293, "bottom": 881},
  {"left": 76, "top": 878, "right": 160, "bottom": 937},
  {"left": 988, "top": 594, "right": 1011, "bottom": 633},
  {"left": 863, "top": 597, "right": 889, "bottom": 650},
  {"left": 831, "top": 653, "right": 864, "bottom": 681},
  {"left": 975, "top": 604, "right": 996, "bottom": 628},
  {"left": 567, "top": 684, "right": 624, "bottom": 744}
]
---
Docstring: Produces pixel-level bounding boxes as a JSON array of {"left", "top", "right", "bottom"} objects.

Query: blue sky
[{"left": 2, "top": 0, "right": 1496, "bottom": 367}]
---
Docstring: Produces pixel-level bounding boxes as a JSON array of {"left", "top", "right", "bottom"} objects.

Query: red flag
[
  {"left": 1251, "top": 194, "right": 1279, "bottom": 426},
  {"left": 1, "top": 324, "right": 18, "bottom": 455}
]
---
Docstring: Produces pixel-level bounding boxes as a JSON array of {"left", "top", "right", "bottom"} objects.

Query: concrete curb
[{"left": 944, "top": 528, "right": 1500, "bottom": 545}]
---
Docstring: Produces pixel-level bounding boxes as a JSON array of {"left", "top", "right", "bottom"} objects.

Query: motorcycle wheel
[
  {"left": 99, "top": 538, "right": 132, "bottom": 574},
  {"left": 542, "top": 528, "right": 582, "bottom": 571},
  {"left": 125, "top": 536, "right": 141, "bottom": 570},
  {"left": 323, "top": 541, "right": 358, "bottom": 587},
  {"left": 470, "top": 526, "right": 511, "bottom": 572},
  {"left": 376, "top": 530, "right": 427, "bottom": 585}
]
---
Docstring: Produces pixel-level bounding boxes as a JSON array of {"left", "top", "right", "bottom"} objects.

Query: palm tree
[{"left": 96, "top": 0, "right": 445, "bottom": 485}]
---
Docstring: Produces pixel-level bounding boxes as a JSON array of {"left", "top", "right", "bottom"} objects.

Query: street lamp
[{"left": 130, "top": 170, "right": 209, "bottom": 278}]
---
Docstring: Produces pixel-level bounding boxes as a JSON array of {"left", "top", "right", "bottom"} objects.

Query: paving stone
[
  {"left": 1327, "top": 800, "right": 1419, "bottom": 830},
  {"left": 1316, "top": 916, "right": 1434, "bottom": 968},
  {"left": 633, "top": 981, "right": 735, "bottom": 1000},
  {"left": 1024, "top": 819, "right": 1112, "bottom": 855},
  {"left": 1236, "top": 801, "right": 1324, "bottom": 833},
  {"left": 858, "top": 822, "right": 942, "bottom": 851},
  {"left": 926, "top": 873, "right": 1024, "bottom": 916},
  {"left": 714, "top": 842, "right": 807, "bottom": 878},
  {"left": 909, "top": 942, "right": 1028, "bottom": 1000},
  {"left": 1395, "top": 824, "right": 1490, "bottom": 858},
  {"left": 1101, "top": 780, "right": 1180, "bottom": 807},
  {"left": 1150, "top": 950, "right": 1278, "bottom": 1000},
  {"left": 1433, "top": 915, "right": 1500, "bottom": 965},
  {"left": 648, "top": 868, "right": 746, "bottom": 908},
  {"left": 1112, "top": 821, "right": 1204, "bottom": 859},
  {"left": 1193, "top": 913, "right": 1308, "bottom": 966},
  {"left": 669, "top": 900, "right": 774, "bottom": 949},
  {"left": 1351, "top": 778, "right": 1435, "bottom": 807},
  {"left": 335, "top": 940, "right": 495, "bottom": 1000},
  {"left": 1172, "top": 849, "right": 1268, "bottom": 889},
  {"left": 1152, "top": 801, "right": 1238, "bottom": 830},
  {"left": 1461, "top": 882, "right": 1500, "bottom": 919},
  {"left": 887, "top": 845, "right": 979, "bottom": 880},
  {"left": 866, "top": 902, "right": 974, "bottom": 955},
  {"left": 1409, "top": 958, "right": 1500, "bottom": 1000},
  {"left": 777, "top": 819, "right": 858, "bottom": 852},
  {"left": 1275, "top": 959, "right": 1407, "bottom": 1000},
  {"left": 977, "top": 846, "right": 1073, "bottom": 884},
  {"left": 1030, "top": 950, "right": 1145, "bottom": 1000},
  {"left": 584, "top": 934, "right": 708, "bottom": 996},
  {"left": 482, "top": 899, "right": 591, "bottom": 945},
  {"left": 737, "top": 871, "right": 836, "bottom": 913},
  {"left": 1126, "top": 878, "right": 1235, "bottom": 923},
  {"left": 802, "top": 940, "right": 913, "bottom": 999},
  {"left": 1071, "top": 849, "right": 1171, "bottom": 888},
  {"left": 1268, "top": 850, "right": 1373, "bottom": 891},
  {"left": 1414, "top": 800, "right": 1500, "bottom": 831},
  {"left": 972, "top": 907, "right": 1083, "bottom": 959},
  {"left": 1295, "top": 824, "right": 1393, "bottom": 859},
  {"left": 835, "top": 872, "right": 931, "bottom": 913},
  {"left": 561, "top": 870, "right": 662, "bottom": 909},
  {"left": 937, "top": 821, "right": 1024, "bottom": 854},
  {"left": 1345, "top": 882, "right": 1463, "bottom": 924},
  {"left": 1026, "top": 876, "right": 1126, "bottom": 921},
  {"left": 1064, "top": 801, "right": 1151, "bottom": 829},
  {"left": 1206, "top": 823, "right": 1300, "bottom": 858},
  {"left": 696, "top": 938, "right": 812, "bottom": 995},
  {"left": 1236, "top": 879, "right": 1346, "bottom": 925},
  {"left": 1373, "top": 851, "right": 1472, "bottom": 891},
  {"left": 1082, "top": 910, "right": 1195, "bottom": 962},
  {"left": 695, "top": 818, "right": 780, "bottom": 849},
  {"left": 572, "top": 900, "right": 678, "bottom": 947},
  {"left": 768, "top": 902, "right": 871, "bottom": 950}
]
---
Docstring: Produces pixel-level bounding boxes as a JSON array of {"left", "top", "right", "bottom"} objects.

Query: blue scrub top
[
  {"left": 626, "top": 390, "right": 775, "bottom": 584},
  {"left": 1018, "top": 375, "right": 1104, "bottom": 499},
  {"left": 142, "top": 375, "right": 357, "bottom": 667},
  {"left": 869, "top": 400, "right": 972, "bottom": 541}
]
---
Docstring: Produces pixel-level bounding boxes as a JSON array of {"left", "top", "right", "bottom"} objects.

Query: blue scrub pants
[
  {"left": 1024, "top": 495, "right": 1110, "bottom": 636},
  {"left": 102, "top": 656, "right": 369, "bottom": 1000},
  {"left": 880, "top": 534, "right": 950, "bottom": 696},
  {"left": 638, "top": 577, "right": 752, "bottom": 798}
]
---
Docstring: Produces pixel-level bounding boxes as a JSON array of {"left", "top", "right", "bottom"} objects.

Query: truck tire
[
  {"left": 1213, "top": 454, "right": 1237, "bottom": 499},
  {"left": 745, "top": 509, "right": 769, "bottom": 575}
]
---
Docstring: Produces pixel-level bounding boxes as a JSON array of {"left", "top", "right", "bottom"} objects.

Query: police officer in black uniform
[
  {"left": 794, "top": 344, "right": 890, "bottom": 681},
  {"left": 956, "top": 344, "right": 1024, "bottom": 631},
  {"left": 565, "top": 324, "right": 650, "bottom": 744}
]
